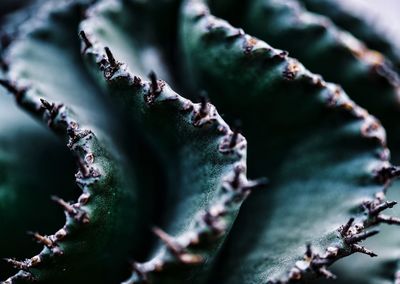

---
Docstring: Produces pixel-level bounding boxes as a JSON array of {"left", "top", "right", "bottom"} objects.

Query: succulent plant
[{"left": 1, "top": 0, "right": 400, "bottom": 283}]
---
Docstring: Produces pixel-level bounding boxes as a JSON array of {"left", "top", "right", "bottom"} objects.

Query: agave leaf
[
  {"left": 233, "top": 2, "right": 400, "bottom": 280},
  {"left": 299, "top": 0, "right": 400, "bottom": 70},
  {"left": 180, "top": 0, "right": 400, "bottom": 282},
  {"left": 0, "top": 89, "right": 140, "bottom": 284},
  {"left": 223, "top": 0, "right": 400, "bottom": 282},
  {"left": 1, "top": 0, "right": 263, "bottom": 283},
  {"left": 237, "top": 0, "right": 400, "bottom": 162},
  {"left": 0, "top": 1, "right": 146, "bottom": 283},
  {"left": 0, "top": 76, "right": 77, "bottom": 280},
  {"left": 79, "top": 2, "right": 265, "bottom": 282}
]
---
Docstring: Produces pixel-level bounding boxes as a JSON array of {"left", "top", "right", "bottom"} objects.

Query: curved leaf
[
  {"left": 79, "top": 1, "right": 265, "bottom": 282},
  {"left": 236, "top": 0, "right": 400, "bottom": 282},
  {"left": 0, "top": 77, "right": 77, "bottom": 280},
  {"left": 238, "top": 0, "right": 400, "bottom": 162},
  {"left": 180, "top": 0, "right": 400, "bottom": 282},
  {"left": 1, "top": 1, "right": 146, "bottom": 283}
]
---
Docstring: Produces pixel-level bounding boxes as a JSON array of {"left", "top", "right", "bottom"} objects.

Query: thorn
[
  {"left": 376, "top": 166, "right": 400, "bottom": 183},
  {"left": 3, "top": 258, "right": 28, "bottom": 270},
  {"left": 345, "top": 229, "right": 379, "bottom": 244},
  {"left": 79, "top": 30, "right": 92, "bottom": 51},
  {"left": 370, "top": 201, "right": 397, "bottom": 215},
  {"left": 152, "top": 227, "right": 203, "bottom": 264},
  {"left": 148, "top": 71, "right": 161, "bottom": 94},
  {"left": 377, "top": 215, "right": 400, "bottom": 225},
  {"left": 340, "top": 217, "right": 354, "bottom": 236},
  {"left": 40, "top": 98, "right": 62, "bottom": 125},
  {"left": 305, "top": 243, "right": 312, "bottom": 258},
  {"left": 152, "top": 227, "right": 182, "bottom": 254},
  {"left": 149, "top": 71, "right": 157, "bottom": 89},
  {"left": 241, "top": 177, "right": 269, "bottom": 192},
  {"left": 133, "top": 76, "right": 142, "bottom": 87},
  {"left": 104, "top": 47, "right": 117, "bottom": 67},
  {"left": 177, "top": 253, "right": 203, "bottom": 265},
  {"left": 229, "top": 120, "right": 242, "bottom": 148},
  {"left": 351, "top": 244, "right": 377, "bottom": 257},
  {"left": 51, "top": 196, "right": 89, "bottom": 223},
  {"left": 229, "top": 129, "right": 239, "bottom": 148},
  {"left": 40, "top": 98, "right": 53, "bottom": 111},
  {"left": 51, "top": 195, "right": 76, "bottom": 216},
  {"left": 27, "top": 231, "right": 53, "bottom": 247},
  {"left": 77, "top": 156, "right": 90, "bottom": 178},
  {"left": 199, "top": 91, "right": 209, "bottom": 117}
]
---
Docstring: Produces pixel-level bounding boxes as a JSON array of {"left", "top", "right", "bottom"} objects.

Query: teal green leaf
[
  {"left": 1, "top": 1, "right": 145, "bottom": 283},
  {"left": 180, "top": 0, "right": 400, "bottom": 282},
  {"left": 79, "top": 3, "right": 265, "bottom": 280}
]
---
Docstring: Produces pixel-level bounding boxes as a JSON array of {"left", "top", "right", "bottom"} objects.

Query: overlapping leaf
[{"left": 180, "top": 0, "right": 400, "bottom": 282}]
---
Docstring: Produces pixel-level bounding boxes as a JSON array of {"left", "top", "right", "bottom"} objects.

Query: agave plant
[{"left": 1, "top": 0, "right": 400, "bottom": 283}]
